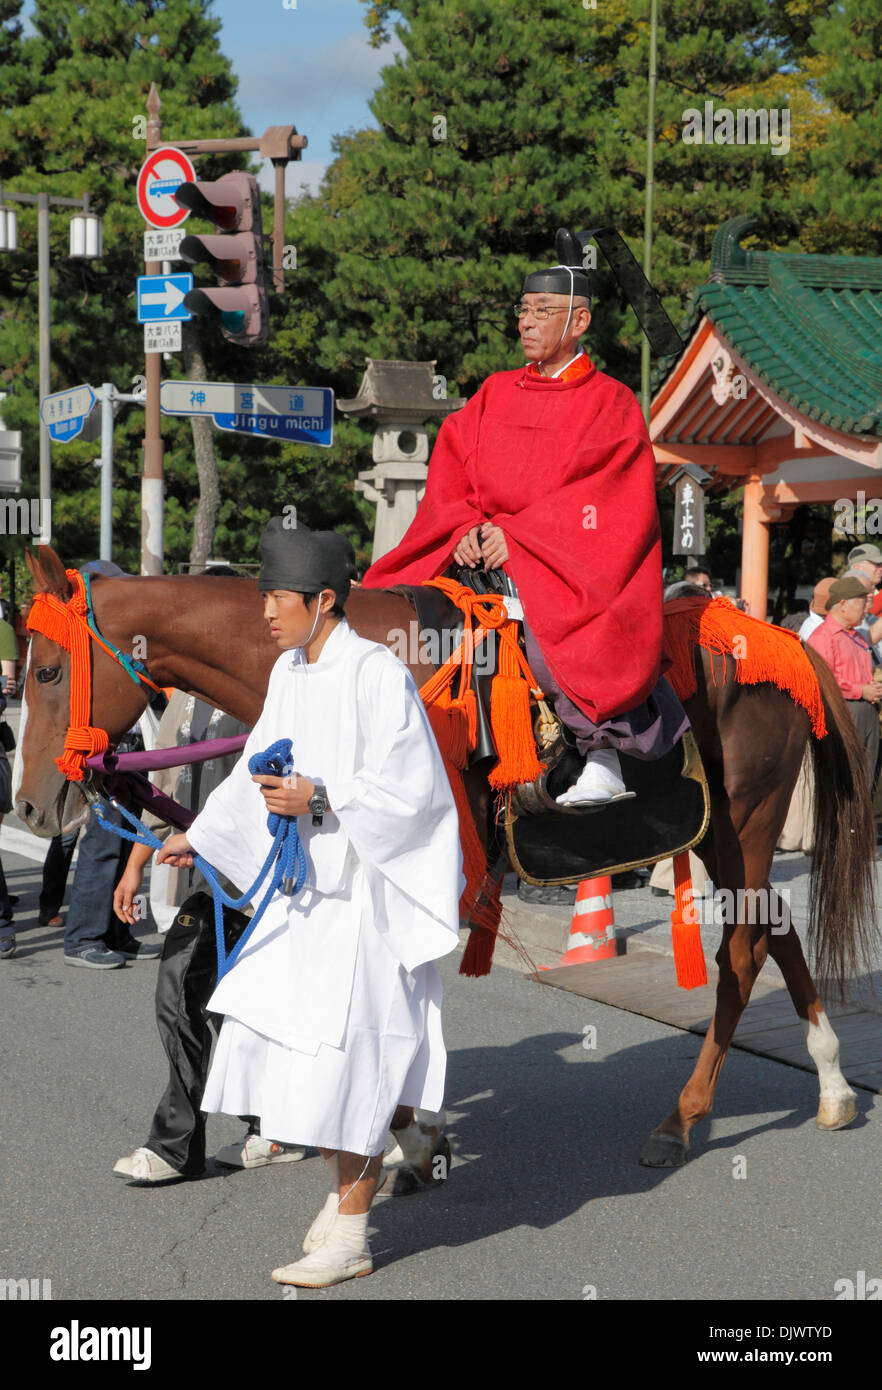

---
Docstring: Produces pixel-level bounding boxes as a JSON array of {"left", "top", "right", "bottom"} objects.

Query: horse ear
[{"left": 27, "top": 546, "right": 73, "bottom": 602}]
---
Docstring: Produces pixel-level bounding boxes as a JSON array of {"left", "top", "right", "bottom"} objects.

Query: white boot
[{"left": 556, "top": 748, "right": 633, "bottom": 806}]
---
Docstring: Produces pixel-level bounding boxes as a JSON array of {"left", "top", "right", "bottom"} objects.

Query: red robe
[{"left": 362, "top": 355, "right": 663, "bottom": 725}]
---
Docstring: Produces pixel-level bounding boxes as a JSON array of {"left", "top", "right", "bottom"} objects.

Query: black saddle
[{"left": 395, "top": 577, "right": 710, "bottom": 883}]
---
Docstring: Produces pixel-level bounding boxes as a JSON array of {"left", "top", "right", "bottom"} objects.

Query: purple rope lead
[{"left": 92, "top": 738, "right": 307, "bottom": 980}]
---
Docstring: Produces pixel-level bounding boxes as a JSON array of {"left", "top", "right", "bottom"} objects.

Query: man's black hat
[
  {"left": 522, "top": 228, "right": 591, "bottom": 301},
  {"left": 258, "top": 517, "right": 357, "bottom": 608}
]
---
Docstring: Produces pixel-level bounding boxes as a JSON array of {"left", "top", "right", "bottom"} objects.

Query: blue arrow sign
[
  {"left": 137, "top": 273, "right": 193, "bottom": 323},
  {"left": 40, "top": 385, "right": 96, "bottom": 443}
]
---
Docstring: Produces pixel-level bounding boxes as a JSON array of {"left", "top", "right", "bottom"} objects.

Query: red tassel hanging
[{"left": 670, "top": 851, "right": 706, "bottom": 989}]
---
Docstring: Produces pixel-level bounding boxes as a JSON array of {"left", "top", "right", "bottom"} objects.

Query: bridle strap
[{"left": 26, "top": 569, "right": 158, "bottom": 783}]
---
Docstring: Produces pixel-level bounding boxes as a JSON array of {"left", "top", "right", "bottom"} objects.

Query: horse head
[{"left": 15, "top": 546, "right": 149, "bottom": 838}]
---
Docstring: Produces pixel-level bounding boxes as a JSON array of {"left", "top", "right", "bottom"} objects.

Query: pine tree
[
  {"left": 0, "top": 0, "right": 245, "bottom": 571},
  {"left": 806, "top": 0, "right": 882, "bottom": 252}
]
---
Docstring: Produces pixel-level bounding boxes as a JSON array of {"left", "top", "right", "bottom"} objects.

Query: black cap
[
  {"left": 258, "top": 517, "right": 357, "bottom": 609},
  {"left": 522, "top": 227, "right": 591, "bottom": 302}
]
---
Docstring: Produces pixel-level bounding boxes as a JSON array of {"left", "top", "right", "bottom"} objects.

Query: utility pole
[
  {"left": 140, "top": 84, "right": 306, "bottom": 574},
  {"left": 641, "top": 0, "right": 660, "bottom": 426}
]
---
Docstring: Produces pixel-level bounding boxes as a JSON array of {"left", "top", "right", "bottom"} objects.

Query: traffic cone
[{"left": 556, "top": 875, "right": 617, "bottom": 966}]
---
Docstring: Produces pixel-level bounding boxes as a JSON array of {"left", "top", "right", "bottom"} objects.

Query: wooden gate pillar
[{"left": 741, "top": 474, "right": 770, "bottom": 620}]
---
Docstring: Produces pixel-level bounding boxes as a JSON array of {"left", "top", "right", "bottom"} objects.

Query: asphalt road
[{"left": 1, "top": 840, "right": 881, "bottom": 1304}]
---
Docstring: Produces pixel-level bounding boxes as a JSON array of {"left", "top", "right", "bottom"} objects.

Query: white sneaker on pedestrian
[
  {"left": 214, "top": 1133, "right": 307, "bottom": 1169},
  {"left": 556, "top": 748, "right": 635, "bottom": 806},
  {"left": 113, "top": 1147, "right": 180, "bottom": 1183}
]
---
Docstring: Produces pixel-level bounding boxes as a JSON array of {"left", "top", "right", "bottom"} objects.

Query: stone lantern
[{"left": 338, "top": 359, "right": 465, "bottom": 560}]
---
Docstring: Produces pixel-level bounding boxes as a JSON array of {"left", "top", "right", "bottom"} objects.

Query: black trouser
[
  {"left": 845, "top": 699, "right": 881, "bottom": 795},
  {"left": 39, "top": 830, "right": 78, "bottom": 920},
  {"left": 145, "top": 892, "right": 251, "bottom": 1176}
]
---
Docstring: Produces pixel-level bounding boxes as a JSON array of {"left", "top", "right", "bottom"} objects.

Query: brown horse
[{"left": 16, "top": 547, "right": 877, "bottom": 1167}]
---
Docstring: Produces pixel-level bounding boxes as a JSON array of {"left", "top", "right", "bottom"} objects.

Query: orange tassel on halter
[{"left": 487, "top": 620, "right": 544, "bottom": 791}]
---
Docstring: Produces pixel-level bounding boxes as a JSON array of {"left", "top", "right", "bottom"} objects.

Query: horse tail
[{"left": 803, "top": 643, "right": 876, "bottom": 1000}]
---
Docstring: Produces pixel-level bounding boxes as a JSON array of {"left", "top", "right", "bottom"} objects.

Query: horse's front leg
[
  {"left": 764, "top": 903, "right": 857, "bottom": 1132},
  {"left": 640, "top": 911, "right": 769, "bottom": 1167}
]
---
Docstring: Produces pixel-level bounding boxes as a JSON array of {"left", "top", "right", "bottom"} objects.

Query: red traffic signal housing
[{"left": 173, "top": 172, "right": 269, "bottom": 346}]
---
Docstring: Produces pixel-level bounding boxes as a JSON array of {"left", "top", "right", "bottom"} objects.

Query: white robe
[{"left": 188, "top": 619, "right": 463, "bottom": 1155}]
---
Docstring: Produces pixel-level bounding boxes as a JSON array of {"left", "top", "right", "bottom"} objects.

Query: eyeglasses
[{"left": 513, "top": 303, "right": 572, "bottom": 321}]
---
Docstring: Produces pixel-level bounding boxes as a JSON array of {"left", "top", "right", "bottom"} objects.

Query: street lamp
[
  {"left": 69, "top": 212, "right": 103, "bottom": 259},
  {"left": 0, "top": 202, "right": 17, "bottom": 252},
  {"left": 0, "top": 188, "right": 103, "bottom": 543}
]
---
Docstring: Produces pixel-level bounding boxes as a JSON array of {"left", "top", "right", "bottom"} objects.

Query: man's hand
[
  {"left": 452, "top": 525, "right": 484, "bottom": 567},
  {"left": 480, "top": 523, "right": 509, "bottom": 569},
  {"left": 861, "top": 683, "right": 882, "bottom": 704},
  {"left": 155, "top": 832, "right": 196, "bottom": 868},
  {"left": 113, "top": 862, "right": 146, "bottom": 925},
  {"left": 252, "top": 773, "right": 318, "bottom": 817}
]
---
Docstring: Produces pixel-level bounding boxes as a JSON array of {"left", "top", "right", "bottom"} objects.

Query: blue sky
[
  {"left": 211, "top": 0, "right": 404, "bottom": 198},
  {"left": 19, "top": 0, "right": 403, "bottom": 199}
]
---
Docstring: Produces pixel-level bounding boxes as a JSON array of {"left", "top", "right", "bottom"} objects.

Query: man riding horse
[{"left": 363, "top": 233, "right": 687, "bottom": 804}]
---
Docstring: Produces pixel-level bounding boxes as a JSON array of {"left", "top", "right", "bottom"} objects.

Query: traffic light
[{"left": 173, "top": 172, "right": 269, "bottom": 345}]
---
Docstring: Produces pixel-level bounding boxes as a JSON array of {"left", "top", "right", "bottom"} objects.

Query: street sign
[
  {"left": 672, "top": 475, "right": 706, "bottom": 556},
  {"left": 143, "top": 229, "right": 184, "bottom": 262},
  {"left": 145, "top": 322, "right": 182, "bottom": 355},
  {"left": 137, "top": 274, "right": 193, "bottom": 322},
  {"left": 159, "top": 381, "right": 333, "bottom": 447},
  {"left": 40, "top": 385, "right": 96, "bottom": 443},
  {"left": 136, "top": 147, "right": 197, "bottom": 229}
]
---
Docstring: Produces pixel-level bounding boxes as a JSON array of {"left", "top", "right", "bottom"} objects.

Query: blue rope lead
[{"left": 94, "top": 737, "right": 307, "bottom": 981}]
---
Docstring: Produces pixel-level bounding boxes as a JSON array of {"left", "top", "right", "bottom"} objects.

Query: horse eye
[{"left": 36, "top": 666, "right": 61, "bottom": 684}]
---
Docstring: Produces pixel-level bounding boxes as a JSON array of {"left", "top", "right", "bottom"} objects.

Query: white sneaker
[
  {"left": 214, "top": 1133, "right": 307, "bottom": 1169},
  {"left": 556, "top": 748, "right": 634, "bottom": 806},
  {"left": 113, "top": 1147, "right": 180, "bottom": 1183}
]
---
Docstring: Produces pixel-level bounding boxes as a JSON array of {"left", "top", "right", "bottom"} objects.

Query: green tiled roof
[{"left": 652, "top": 216, "right": 882, "bottom": 437}]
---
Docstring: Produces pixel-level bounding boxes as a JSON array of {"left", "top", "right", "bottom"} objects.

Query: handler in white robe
[
  {"left": 192, "top": 619, "right": 462, "bottom": 1153},
  {"left": 158, "top": 519, "right": 462, "bottom": 1287}
]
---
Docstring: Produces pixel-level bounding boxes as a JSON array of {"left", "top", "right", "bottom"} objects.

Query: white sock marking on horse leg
[{"left": 802, "top": 1011, "right": 854, "bottom": 1104}]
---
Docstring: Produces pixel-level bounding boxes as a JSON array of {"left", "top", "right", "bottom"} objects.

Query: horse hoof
[
  {"left": 383, "top": 1136, "right": 452, "bottom": 1196},
  {"left": 815, "top": 1092, "right": 857, "bottom": 1131},
  {"left": 640, "top": 1131, "right": 688, "bottom": 1167}
]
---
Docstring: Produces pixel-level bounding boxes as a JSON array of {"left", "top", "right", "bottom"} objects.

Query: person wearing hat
[
  {"left": 361, "top": 230, "right": 687, "bottom": 806},
  {"left": 798, "top": 576, "right": 836, "bottom": 643},
  {"left": 807, "top": 574, "right": 882, "bottom": 785},
  {"left": 156, "top": 519, "right": 463, "bottom": 1288}
]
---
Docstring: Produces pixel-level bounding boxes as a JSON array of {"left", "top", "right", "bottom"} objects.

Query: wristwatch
[{"left": 308, "top": 783, "right": 330, "bottom": 826}]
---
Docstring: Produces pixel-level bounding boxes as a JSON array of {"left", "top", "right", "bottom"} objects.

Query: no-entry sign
[{"left": 136, "top": 147, "right": 197, "bottom": 229}]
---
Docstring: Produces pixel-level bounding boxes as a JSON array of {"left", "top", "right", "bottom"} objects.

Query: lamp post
[{"left": 0, "top": 187, "right": 103, "bottom": 543}]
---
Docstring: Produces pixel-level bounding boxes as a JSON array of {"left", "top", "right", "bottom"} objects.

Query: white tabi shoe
[
  {"left": 113, "top": 1147, "right": 181, "bottom": 1183},
  {"left": 302, "top": 1170, "right": 388, "bottom": 1254},
  {"left": 555, "top": 748, "right": 635, "bottom": 807},
  {"left": 272, "top": 1241, "right": 373, "bottom": 1289},
  {"left": 214, "top": 1133, "right": 307, "bottom": 1169}
]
